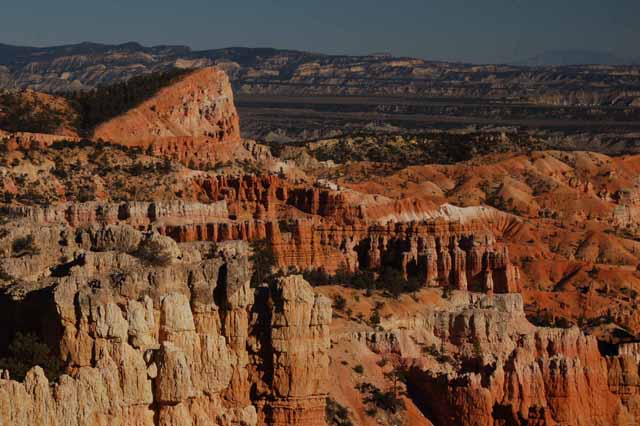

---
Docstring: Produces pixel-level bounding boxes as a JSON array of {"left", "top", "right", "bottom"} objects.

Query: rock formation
[
  {"left": 94, "top": 67, "right": 239, "bottom": 143},
  {"left": 3, "top": 40, "right": 640, "bottom": 426},
  {"left": 6, "top": 197, "right": 521, "bottom": 294},
  {"left": 334, "top": 291, "right": 639, "bottom": 426},
  {"left": 93, "top": 67, "right": 241, "bottom": 165},
  {"left": 0, "top": 221, "right": 331, "bottom": 426},
  {"left": 0, "top": 130, "right": 81, "bottom": 151}
]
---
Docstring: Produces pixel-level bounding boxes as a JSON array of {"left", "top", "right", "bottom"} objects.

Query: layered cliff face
[
  {"left": 0, "top": 214, "right": 636, "bottom": 426},
  {"left": 0, "top": 212, "right": 635, "bottom": 426},
  {"left": 5, "top": 194, "right": 521, "bottom": 295},
  {"left": 1, "top": 66, "right": 248, "bottom": 168},
  {"left": 0, "top": 222, "right": 331, "bottom": 426}
]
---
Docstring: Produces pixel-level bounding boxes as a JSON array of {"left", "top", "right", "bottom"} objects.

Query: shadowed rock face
[{"left": 0, "top": 223, "right": 331, "bottom": 426}]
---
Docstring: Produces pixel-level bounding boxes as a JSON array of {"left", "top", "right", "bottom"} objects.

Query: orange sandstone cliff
[{"left": 93, "top": 67, "right": 241, "bottom": 165}]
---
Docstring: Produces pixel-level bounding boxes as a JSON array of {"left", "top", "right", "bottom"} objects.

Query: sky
[{"left": 1, "top": 0, "right": 639, "bottom": 63}]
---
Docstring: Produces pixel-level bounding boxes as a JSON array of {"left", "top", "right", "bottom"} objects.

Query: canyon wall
[
  {"left": 0, "top": 205, "right": 637, "bottom": 426},
  {"left": 1, "top": 43, "right": 639, "bottom": 107}
]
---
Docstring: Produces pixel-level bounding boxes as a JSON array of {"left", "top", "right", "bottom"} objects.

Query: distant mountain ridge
[
  {"left": 0, "top": 42, "right": 639, "bottom": 107},
  {"left": 515, "top": 49, "right": 638, "bottom": 66}
]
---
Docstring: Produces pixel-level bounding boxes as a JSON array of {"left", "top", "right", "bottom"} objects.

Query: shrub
[
  {"left": 0, "top": 92, "right": 64, "bottom": 133},
  {"left": 369, "top": 310, "right": 381, "bottom": 325},
  {"left": 278, "top": 219, "right": 297, "bottom": 234},
  {"left": 380, "top": 268, "right": 408, "bottom": 298},
  {"left": 442, "top": 286, "right": 452, "bottom": 299},
  {"left": 134, "top": 238, "right": 172, "bottom": 266},
  {"left": 353, "top": 364, "right": 364, "bottom": 374},
  {"left": 77, "top": 186, "right": 96, "bottom": 202},
  {"left": 0, "top": 332, "right": 64, "bottom": 382},
  {"left": 12, "top": 235, "right": 39, "bottom": 257},
  {"left": 325, "top": 397, "right": 353, "bottom": 426},
  {"left": 303, "top": 269, "right": 332, "bottom": 286},
  {"left": 473, "top": 340, "right": 482, "bottom": 357},
  {"left": 333, "top": 295, "right": 347, "bottom": 311},
  {"left": 357, "top": 381, "right": 405, "bottom": 414},
  {"left": 366, "top": 388, "right": 404, "bottom": 414},
  {"left": 250, "top": 240, "right": 277, "bottom": 288},
  {"left": 204, "top": 242, "right": 220, "bottom": 259},
  {"left": 351, "top": 270, "right": 376, "bottom": 290},
  {"left": 422, "top": 344, "right": 439, "bottom": 357}
]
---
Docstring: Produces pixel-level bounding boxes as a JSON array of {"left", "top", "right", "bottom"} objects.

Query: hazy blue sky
[{"left": 1, "top": 0, "right": 638, "bottom": 63}]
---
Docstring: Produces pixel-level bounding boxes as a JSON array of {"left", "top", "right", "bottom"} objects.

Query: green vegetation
[
  {"left": 134, "top": 237, "right": 173, "bottom": 267},
  {"left": 369, "top": 310, "right": 381, "bottom": 325},
  {"left": 249, "top": 240, "right": 277, "bottom": 288},
  {"left": 281, "top": 132, "right": 552, "bottom": 170},
  {"left": 303, "top": 265, "right": 421, "bottom": 298},
  {"left": 0, "top": 332, "right": 64, "bottom": 382},
  {"left": 333, "top": 294, "right": 347, "bottom": 311},
  {"left": 473, "top": 340, "right": 482, "bottom": 357},
  {"left": 0, "top": 139, "right": 183, "bottom": 205},
  {"left": 11, "top": 235, "right": 40, "bottom": 257},
  {"left": 0, "top": 92, "right": 64, "bottom": 133},
  {"left": 528, "top": 308, "right": 574, "bottom": 329},
  {"left": 66, "top": 68, "right": 192, "bottom": 134},
  {"left": 277, "top": 219, "right": 297, "bottom": 234},
  {"left": 356, "top": 382, "right": 405, "bottom": 415},
  {"left": 421, "top": 343, "right": 456, "bottom": 364},
  {"left": 325, "top": 397, "right": 353, "bottom": 426},
  {"left": 203, "top": 242, "right": 220, "bottom": 260}
]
